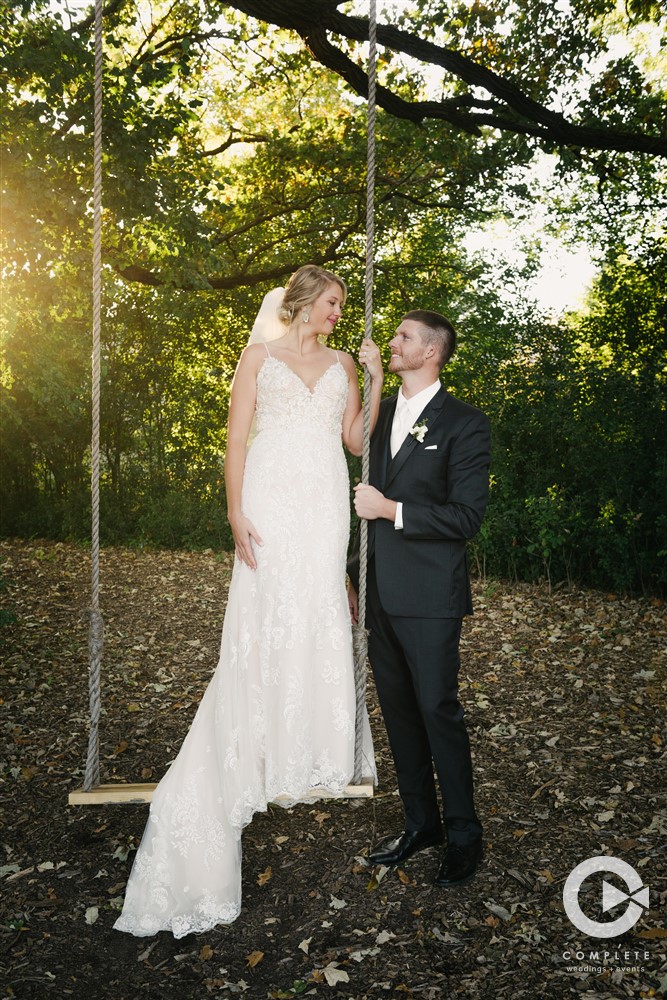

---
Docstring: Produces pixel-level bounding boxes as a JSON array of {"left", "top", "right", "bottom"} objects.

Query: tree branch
[
  {"left": 115, "top": 250, "right": 345, "bottom": 290},
  {"left": 230, "top": 0, "right": 667, "bottom": 158},
  {"left": 68, "top": 0, "right": 129, "bottom": 35},
  {"left": 202, "top": 131, "right": 272, "bottom": 157}
]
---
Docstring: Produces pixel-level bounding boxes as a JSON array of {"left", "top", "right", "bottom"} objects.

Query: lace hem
[{"left": 113, "top": 899, "right": 241, "bottom": 939}]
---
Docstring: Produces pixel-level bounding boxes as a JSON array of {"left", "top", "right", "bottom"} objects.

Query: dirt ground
[{"left": 1, "top": 540, "right": 665, "bottom": 999}]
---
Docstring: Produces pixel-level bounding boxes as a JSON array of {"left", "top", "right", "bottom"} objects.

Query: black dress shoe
[
  {"left": 368, "top": 828, "right": 444, "bottom": 866},
  {"left": 434, "top": 839, "right": 483, "bottom": 887}
]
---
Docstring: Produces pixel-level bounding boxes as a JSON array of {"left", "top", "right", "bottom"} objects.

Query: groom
[{"left": 349, "top": 309, "right": 490, "bottom": 887}]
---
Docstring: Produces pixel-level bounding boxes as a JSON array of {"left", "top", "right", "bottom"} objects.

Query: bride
[{"left": 114, "top": 265, "right": 382, "bottom": 937}]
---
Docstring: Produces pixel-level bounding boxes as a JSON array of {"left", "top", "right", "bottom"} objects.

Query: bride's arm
[
  {"left": 340, "top": 341, "right": 383, "bottom": 456},
  {"left": 225, "top": 346, "right": 264, "bottom": 569}
]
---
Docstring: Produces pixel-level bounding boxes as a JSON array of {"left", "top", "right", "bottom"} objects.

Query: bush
[{"left": 136, "top": 491, "right": 232, "bottom": 550}]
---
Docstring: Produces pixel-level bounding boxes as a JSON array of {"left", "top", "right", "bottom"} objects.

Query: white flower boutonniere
[{"left": 410, "top": 419, "right": 428, "bottom": 443}]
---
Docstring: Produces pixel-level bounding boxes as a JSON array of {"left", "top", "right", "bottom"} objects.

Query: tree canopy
[
  {"left": 2, "top": 0, "right": 665, "bottom": 289},
  {"left": 1, "top": 0, "right": 666, "bottom": 593}
]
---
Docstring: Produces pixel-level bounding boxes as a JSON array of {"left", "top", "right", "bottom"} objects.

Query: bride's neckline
[{"left": 262, "top": 355, "right": 343, "bottom": 395}]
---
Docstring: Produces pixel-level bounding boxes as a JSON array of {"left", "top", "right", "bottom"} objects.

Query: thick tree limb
[
  {"left": 116, "top": 229, "right": 357, "bottom": 289},
  {"left": 231, "top": 0, "right": 667, "bottom": 158}
]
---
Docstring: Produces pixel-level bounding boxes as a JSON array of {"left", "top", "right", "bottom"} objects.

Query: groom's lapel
[
  {"left": 385, "top": 385, "right": 447, "bottom": 488},
  {"left": 375, "top": 396, "right": 397, "bottom": 490}
]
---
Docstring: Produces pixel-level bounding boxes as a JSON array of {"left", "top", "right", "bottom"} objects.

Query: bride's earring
[{"left": 302, "top": 309, "right": 310, "bottom": 323}]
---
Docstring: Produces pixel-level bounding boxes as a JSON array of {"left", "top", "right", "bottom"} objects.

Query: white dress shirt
[{"left": 390, "top": 380, "right": 441, "bottom": 529}]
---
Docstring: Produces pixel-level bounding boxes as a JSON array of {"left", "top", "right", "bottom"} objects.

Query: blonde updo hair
[{"left": 279, "top": 265, "right": 347, "bottom": 326}]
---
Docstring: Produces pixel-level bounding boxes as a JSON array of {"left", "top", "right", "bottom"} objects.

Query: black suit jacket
[{"left": 349, "top": 385, "right": 490, "bottom": 618}]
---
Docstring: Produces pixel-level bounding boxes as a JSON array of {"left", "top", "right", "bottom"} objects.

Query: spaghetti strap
[{"left": 265, "top": 344, "right": 271, "bottom": 357}]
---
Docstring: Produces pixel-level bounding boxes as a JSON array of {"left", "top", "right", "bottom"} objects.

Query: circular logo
[{"left": 563, "top": 856, "right": 650, "bottom": 938}]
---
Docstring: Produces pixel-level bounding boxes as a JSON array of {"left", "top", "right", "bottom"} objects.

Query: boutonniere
[{"left": 410, "top": 419, "right": 428, "bottom": 443}]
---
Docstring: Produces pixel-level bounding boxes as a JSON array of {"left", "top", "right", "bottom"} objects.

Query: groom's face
[{"left": 388, "top": 320, "right": 430, "bottom": 375}]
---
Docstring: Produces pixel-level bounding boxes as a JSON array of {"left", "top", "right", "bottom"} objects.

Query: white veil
[
  {"left": 247, "top": 287, "right": 287, "bottom": 345},
  {"left": 244, "top": 286, "right": 287, "bottom": 448}
]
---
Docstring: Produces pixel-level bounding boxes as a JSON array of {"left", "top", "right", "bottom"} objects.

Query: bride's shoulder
[
  {"left": 233, "top": 343, "right": 271, "bottom": 382},
  {"left": 239, "top": 342, "right": 270, "bottom": 365},
  {"left": 334, "top": 348, "right": 355, "bottom": 371}
]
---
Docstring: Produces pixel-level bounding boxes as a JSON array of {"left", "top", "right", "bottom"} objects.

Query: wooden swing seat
[{"left": 68, "top": 778, "right": 374, "bottom": 806}]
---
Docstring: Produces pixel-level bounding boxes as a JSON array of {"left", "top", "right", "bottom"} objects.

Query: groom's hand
[
  {"left": 347, "top": 582, "right": 359, "bottom": 624},
  {"left": 354, "top": 483, "right": 397, "bottom": 522}
]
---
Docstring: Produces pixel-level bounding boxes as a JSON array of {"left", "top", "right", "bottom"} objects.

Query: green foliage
[
  {"left": 461, "top": 244, "right": 666, "bottom": 593},
  {"left": 1, "top": 0, "right": 665, "bottom": 593}
]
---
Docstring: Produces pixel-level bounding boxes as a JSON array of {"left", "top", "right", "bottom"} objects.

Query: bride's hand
[
  {"left": 230, "top": 514, "right": 263, "bottom": 570},
  {"left": 358, "top": 339, "right": 383, "bottom": 382}
]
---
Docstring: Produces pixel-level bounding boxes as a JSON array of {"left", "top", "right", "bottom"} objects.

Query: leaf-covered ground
[{"left": 1, "top": 540, "right": 665, "bottom": 1000}]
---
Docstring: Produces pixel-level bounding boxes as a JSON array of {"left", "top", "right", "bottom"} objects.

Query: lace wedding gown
[{"left": 114, "top": 351, "right": 375, "bottom": 938}]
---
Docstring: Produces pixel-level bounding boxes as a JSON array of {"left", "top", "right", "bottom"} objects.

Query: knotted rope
[
  {"left": 83, "top": 0, "right": 105, "bottom": 791},
  {"left": 352, "top": 0, "right": 377, "bottom": 784}
]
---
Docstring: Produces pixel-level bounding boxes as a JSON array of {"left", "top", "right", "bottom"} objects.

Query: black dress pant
[{"left": 367, "top": 560, "right": 482, "bottom": 846}]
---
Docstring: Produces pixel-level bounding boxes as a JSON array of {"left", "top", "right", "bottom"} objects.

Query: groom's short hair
[{"left": 403, "top": 309, "right": 457, "bottom": 369}]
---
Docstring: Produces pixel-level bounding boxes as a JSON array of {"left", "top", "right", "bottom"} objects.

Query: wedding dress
[{"left": 114, "top": 346, "right": 375, "bottom": 938}]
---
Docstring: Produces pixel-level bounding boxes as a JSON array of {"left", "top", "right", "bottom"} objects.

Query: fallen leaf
[
  {"left": 85, "top": 906, "right": 99, "bottom": 925},
  {"left": 537, "top": 869, "right": 555, "bottom": 883},
  {"left": 431, "top": 926, "right": 462, "bottom": 944},
  {"left": 298, "top": 937, "right": 312, "bottom": 954},
  {"left": 199, "top": 944, "right": 214, "bottom": 960},
  {"left": 246, "top": 950, "right": 264, "bottom": 968},
  {"left": 322, "top": 963, "right": 349, "bottom": 986},
  {"left": 366, "top": 864, "right": 389, "bottom": 890},
  {"left": 484, "top": 901, "right": 512, "bottom": 921},
  {"left": 257, "top": 866, "right": 272, "bottom": 886}
]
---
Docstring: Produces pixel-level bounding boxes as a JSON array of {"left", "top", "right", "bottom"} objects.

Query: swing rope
[
  {"left": 83, "top": 0, "right": 105, "bottom": 793},
  {"left": 79, "top": 0, "right": 379, "bottom": 796},
  {"left": 352, "top": 0, "right": 377, "bottom": 784}
]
